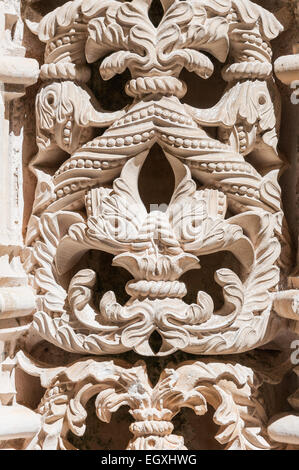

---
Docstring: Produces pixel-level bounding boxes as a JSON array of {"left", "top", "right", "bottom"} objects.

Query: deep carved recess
[
  {"left": 16, "top": 351, "right": 288, "bottom": 450},
  {"left": 22, "top": 0, "right": 294, "bottom": 358},
  {"left": 1, "top": 0, "right": 299, "bottom": 451}
]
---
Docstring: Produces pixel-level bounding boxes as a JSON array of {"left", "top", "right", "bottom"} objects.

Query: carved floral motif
[
  {"left": 0, "top": 0, "right": 295, "bottom": 451},
  {"left": 17, "top": 352, "right": 274, "bottom": 450},
  {"left": 22, "top": 0, "right": 292, "bottom": 358},
  {"left": 28, "top": 152, "right": 287, "bottom": 355}
]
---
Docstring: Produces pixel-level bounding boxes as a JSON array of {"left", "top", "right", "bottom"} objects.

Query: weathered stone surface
[
  {"left": 0, "top": 0, "right": 298, "bottom": 450},
  {"left": 268, "top": 413, "right": 299, "bottom": 445},
  {"left": 0, "top": 405, "right": 41, "bottom": 441},
  {"left": 275, "top": 54, "right": 299, "bottom": 84}
]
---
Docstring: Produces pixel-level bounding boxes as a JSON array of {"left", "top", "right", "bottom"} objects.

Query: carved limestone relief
[
  {"left": 0, "top": 0, "right": 298, "bottom": 451},
  {"left": 17, "top": 351, "right": 289, "bottom": 451},
  {"left": 20, "top": 0, "right": 293, "bottom": 358}
]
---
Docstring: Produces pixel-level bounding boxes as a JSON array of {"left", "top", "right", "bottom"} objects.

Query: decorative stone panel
[{"left": 0, "top": 0, "right": 298, "bottom": 450}]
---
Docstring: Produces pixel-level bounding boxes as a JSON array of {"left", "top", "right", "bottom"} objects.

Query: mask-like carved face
[
  {"left": 25, "top": 0, "right": 288, "bottom": 357},
  {"left": 85, "top": 0, "right": 230, "bottom": 82}
]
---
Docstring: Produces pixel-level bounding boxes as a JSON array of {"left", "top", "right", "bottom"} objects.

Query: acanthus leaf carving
[
  {"left": 0, "top": 0, "right": 297, "bottom": 452},
  {"left": 16, "top": 352, "right": 274, "bottom": 451},
  {"left": 19, "top": 0, "right": 291, "bottom": 396},
  {"left": 28, "top": 153, "right": 286, "bottom": 356}
]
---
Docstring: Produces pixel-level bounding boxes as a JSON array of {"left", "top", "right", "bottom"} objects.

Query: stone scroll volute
[
  {"left": 23, "top": 0, "right": 291, "bottom": 358},
  {"left": 0, "top": 0, "right": 298, "bottom": 451}
]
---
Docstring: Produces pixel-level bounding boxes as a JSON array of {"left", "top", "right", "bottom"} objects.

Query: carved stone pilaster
[
  {"left": 0, "top": 0, "right": 40, "bottom": 447},
  {"left": 0, "top": 0, "right": 298, "bottom": 451},
  {"left": 17, "top": 352, "right": 284, "bottom": 451}
]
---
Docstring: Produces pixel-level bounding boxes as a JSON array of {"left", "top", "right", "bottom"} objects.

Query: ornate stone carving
[
  {"left": 0, "top": 0, "right": 41, "bottom": 448},
  {"left": 22, "top": 0, "right": 293, "bottom": 358},
  {"left": 0, "top": 0, "right": 298, "bottom": 451},
  {"left": 28, "top": 0, "right": 284, "bottom": 214},
  {"left": 17, "top": 351, "right": 278, "bottom": 450},
  {"left": 29, "top": 153, "right": 288, "bottom": 356}
]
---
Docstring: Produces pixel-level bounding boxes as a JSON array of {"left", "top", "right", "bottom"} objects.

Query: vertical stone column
[
  {"left": 1, "top": 0, "right": 298, "bottom": 451},
  {"left": 269, "top": 4, "right": 299, "bottom": 444},
  {"left": 0, "top": 0, "right": 41, "bottom": 447}
]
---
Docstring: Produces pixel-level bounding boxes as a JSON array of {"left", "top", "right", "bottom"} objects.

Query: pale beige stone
[
  {"left": 23, "top": 0, "right": 290, "bottom": 359},
  {"left": 275, "top": 54, "right": 299, "bottom": 85},
  {"left": 0, "top": 405, "right": 41, "bottom": 441},
  {"left": 16, "top": 351, "right": 273, "bottom": 450},
  {"left": 0, "top": 286, "right": 36, "bottom": 319},
  {"left": 273, "top": 290, "right": 299, "bottom": 321},
  {"left": 0, "top": 57, "right": 39, "bottom": 85},
  {"left": 0, "top": 0, "right": 298, "bottom": 451},
  {"left": 268, "top": 413, "right": 299, "bottom": 445}
]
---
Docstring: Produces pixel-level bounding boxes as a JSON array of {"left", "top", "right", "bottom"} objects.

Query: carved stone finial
[{"left": 0, "top": 0, "right": 298, "bottom": 451}]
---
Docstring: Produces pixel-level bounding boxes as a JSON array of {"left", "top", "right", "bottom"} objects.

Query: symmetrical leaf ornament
[
  {"left": 17, "top": 352, "right": 273, "bottom": 451},
  {"left": 27, "top": 0, "right": 284, "bottom": 215},
  {"left": 16, "top": 0, "right": 297, "bottom": 451},
  {"left": 86, "top": 0, "right": 230, "bottom": 81},
  {"left": 30, "top": 153, "right": 285, "bottom": 356}
]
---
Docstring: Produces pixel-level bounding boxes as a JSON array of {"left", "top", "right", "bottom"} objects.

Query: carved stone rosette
[{"left": 0, "top": 0, "right": 298, "bottom": 451}]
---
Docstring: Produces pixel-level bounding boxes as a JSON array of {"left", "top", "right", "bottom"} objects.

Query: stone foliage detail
[
  {"left": 23, "top": 0, "right": 293, "bottom": 357},
  {"left": 0, "top": 0, "right": 297, "bottom": 452},
  {"left": 17, "top": 352, "right": 272, "bottom": 451}
]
